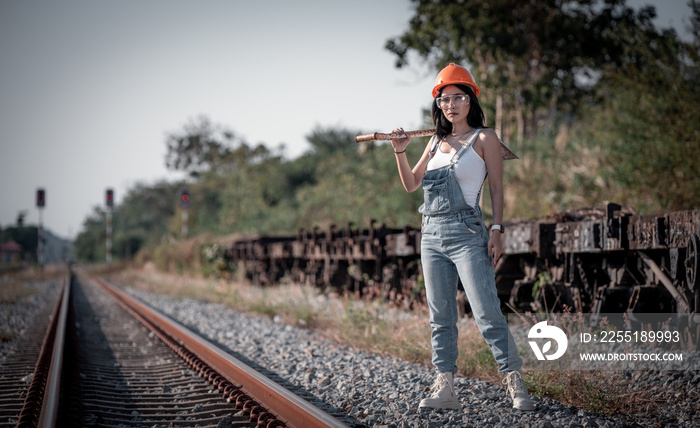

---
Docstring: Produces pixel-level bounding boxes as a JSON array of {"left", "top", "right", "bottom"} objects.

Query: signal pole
[
  {"left": 36, "top": 188, "right": 45, "bottom": 266},
  {"left": 106, "top": 188, "right": 114, "bottom": 265},
  {"left": 180, "top": 189, "right": 189, "bottom": 239}
]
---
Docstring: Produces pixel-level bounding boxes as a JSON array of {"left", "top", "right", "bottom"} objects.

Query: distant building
[{"left": 0, "top": 240, "right": 23, "bottom": 263}]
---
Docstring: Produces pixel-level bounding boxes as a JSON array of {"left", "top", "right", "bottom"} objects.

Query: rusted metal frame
[
  {"left": 639, "top": 251, "right": 690, "bottom": 314},
  {"left": 627, "top": 211, "right": 697, "bottom": 251},
  {"left": 665, "top": 210, "right": 700, "bottom": 249},
  {"left": 93, "top": 276, "right": 347, "bottom": 428}
]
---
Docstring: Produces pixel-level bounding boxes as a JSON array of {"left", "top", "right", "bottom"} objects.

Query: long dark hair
[{"left": 431, "top": 84, "right": 486, "bottom": 139}]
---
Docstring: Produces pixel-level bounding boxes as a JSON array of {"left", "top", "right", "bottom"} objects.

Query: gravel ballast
[
  {"left": 0, "top": 280, "right": 62, "bottom": 363},
  {"left": 127, "top": 287, "right": 698, "bottom": 428}
]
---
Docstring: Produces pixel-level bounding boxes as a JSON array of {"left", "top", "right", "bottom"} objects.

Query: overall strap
[
  {"left": 428, "top": 135, "right": 440, "bottom": 156},
  {"left": 450, "top": 128, "right": 482, "bottom": 165},
  {"left": 425, "top": 135, "right": 442, "bottom": 169},
  {"left": 474, "top": 186, "right": 483, "bottom": 215}
]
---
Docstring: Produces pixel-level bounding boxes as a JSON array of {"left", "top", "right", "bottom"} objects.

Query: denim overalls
[{"left": 419, "top": 129, "right": 522, "bottom": 374}]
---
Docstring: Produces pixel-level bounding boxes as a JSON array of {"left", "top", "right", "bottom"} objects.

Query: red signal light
[
  {"left": 180, "top": 189, "right": 190, "bottom": 208},
  {"left": 36, "top": 189, "right": 45, "bottom": 208},
  {"left": 106, "top": 189, "right": 114, "bottom": 207}
]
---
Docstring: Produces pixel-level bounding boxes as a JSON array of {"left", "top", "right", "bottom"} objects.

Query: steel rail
[
  {"left": 17, "top": 277, "right": 70, "bottom": 428},
  {"left": 37, "top": 276, "right": 70, "bottom": 428},
  {"left": 90, "top": 275, "right": 348, "bottom": 428}
]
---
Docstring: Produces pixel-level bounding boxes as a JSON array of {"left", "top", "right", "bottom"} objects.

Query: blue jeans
[{"left": 421, "top": 210, "right": 522, "bottom": 373}]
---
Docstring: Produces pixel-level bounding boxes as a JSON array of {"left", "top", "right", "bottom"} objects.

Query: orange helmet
[{"left": 432, "top": 63, "right": 480, "bottom": 98}]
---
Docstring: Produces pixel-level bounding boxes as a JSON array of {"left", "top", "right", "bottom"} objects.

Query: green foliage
[
  {"left": 386, "top": 0, "right": 657, "bottom": 142},
  {"left": 74, "top": 181, "right": 184, "bottom": 263},
  {"left": 135, "top": 234, "right": 226, "bottom": 277},
  {"left": 192, "top": 124, "right": 424, "bottom": 237},
  {"left": 581, "top": 23, "right": 700, "bottom": 212},
  {"left": 201, "top": 242, "right": 233, "bottom": 278},
  {"left": 526, "top": 371, "right": 620, "bottom": 416},
  {"left": 291, "top": 133, "right": 425, "bottom": 231},
  {"left": 499, "top": 126, "right": 616, "bottom": 219},
  {"left": 533, "top": 271, "right": 553, "bottom": 301},
  {"left": 0, "top": 226, "right": 38, "bottom": 261},
  {"left": 165, "top": 116, "right": 242, "bottom": 177},
  {"left": 73, "top": 206, "right": 105, "bottom": 263}
]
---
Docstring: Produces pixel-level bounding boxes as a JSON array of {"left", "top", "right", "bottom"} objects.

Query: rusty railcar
[
  {"left": 500, "top": 203, "right": 699, "bottom": 323},
  {"left": 225, "top": 203, "right": 699, "bottom": 320},
  {"left": 228, "top": 221, "right": 422, "bottom": 304}
]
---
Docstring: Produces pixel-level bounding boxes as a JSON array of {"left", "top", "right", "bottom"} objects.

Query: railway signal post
[
  {"left": 36, "top": 188, "right": 45, "bottom": 266},
  {"left": 106, "top": 188, "right": 114, "bottom": 264},
  {"left": 180, "top": 189, "right": 189, "bottom": 239}
]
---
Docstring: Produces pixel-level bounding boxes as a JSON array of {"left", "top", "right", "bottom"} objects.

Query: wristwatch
[{"left": 490, "top": 224, "right": 504, "bottom": 233}]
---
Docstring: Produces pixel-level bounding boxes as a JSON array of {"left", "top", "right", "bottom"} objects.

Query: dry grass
[
  {"left": 1, "top": 264, "right": 69, "bottom": 341},
  {"left": 0, "top": 264, "right": 69, "bottom": 303},
  {"left": 0, "top": 281, "right": 36, "bottom": 304},
  {"left": 105, "top": 264, "right": 672, "bottom": 418}
]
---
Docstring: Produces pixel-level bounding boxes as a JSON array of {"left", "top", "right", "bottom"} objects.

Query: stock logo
[{"left": 528, "top": 321, "right": 568, "bottom": 361}]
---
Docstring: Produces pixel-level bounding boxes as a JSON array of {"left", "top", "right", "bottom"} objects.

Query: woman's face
[{"left": 437, "top": 85, "right": 470, "bottom": 125}]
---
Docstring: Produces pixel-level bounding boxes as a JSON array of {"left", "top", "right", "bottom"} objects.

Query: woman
[{"left": 390, "top": 63, "right": 534, "bottom": 411}]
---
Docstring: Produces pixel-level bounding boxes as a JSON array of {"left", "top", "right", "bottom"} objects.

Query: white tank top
[{"left": 426, "top": 144, "right": 487, "bottom": 208}]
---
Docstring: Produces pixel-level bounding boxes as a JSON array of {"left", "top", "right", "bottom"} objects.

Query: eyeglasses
[{"left": 436, "top": 94, "right": 469, "bottom": 109}]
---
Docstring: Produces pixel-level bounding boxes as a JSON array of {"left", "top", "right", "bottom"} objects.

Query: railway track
[
  {"left": 2, "top": 271, "right": 347, "bottom": 427},
  {"left": 0, "top": 278, "right": 63, "bottom": 427}
]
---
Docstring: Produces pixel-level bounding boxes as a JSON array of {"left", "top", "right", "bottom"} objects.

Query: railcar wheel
[{"left": 686, "top": 233, "right": 699, "bottom": 292}]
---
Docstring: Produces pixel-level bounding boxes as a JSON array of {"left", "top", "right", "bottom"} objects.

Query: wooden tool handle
[
  {"left": 354, "top": 128, "right": 519, "bottom": 160},
  {"left": 355, "top": 128, "right": 436, "bottom": 143}
]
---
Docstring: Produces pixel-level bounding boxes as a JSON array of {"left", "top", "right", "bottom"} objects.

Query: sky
[{"left": 0, "top": 0, "right": 693, "bottom": 240}]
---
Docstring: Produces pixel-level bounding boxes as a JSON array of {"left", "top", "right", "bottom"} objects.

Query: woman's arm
[
  {"left": 390, "top": 128, "right": 432, "bottom": 193},
  {"left": 480, "top": 130, "right": 505, "bottom": 265}
]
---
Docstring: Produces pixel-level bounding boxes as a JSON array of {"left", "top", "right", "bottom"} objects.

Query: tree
[
  {"left": 305, "top": 126, "right": 361, "bottom": 157},
  {"left": 73, "top": 206, "right": 106, "bottom": 263},
  {"left": 692, "top": 0, "right": 700, "bottom": 49},
  {"left": 114, "top": 180, "right": 184, "bottom": 245},
  {"left": 385, "top": 0, "right": 664, "bottom": 143},
  {"left": 583, "top": 2, "right": 700, "bottom": 212},
  {"left": 73, "top": 181, "right": 185, "bottom": 263},
  {"left": 385, "top": 0, "right": 699, "bottom": 215},
  {"left": 166, "top": 116, "right": 249, "bottom": 177},
  {"left": 1, "top": 226, "right": 37, "bottom": 261}
]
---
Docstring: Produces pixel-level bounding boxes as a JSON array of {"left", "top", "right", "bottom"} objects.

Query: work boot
[
  {"left": 419, "top": 372, "right": 460, "bottom": 409},
  {"left": 503, "top": 371, "right": 535, "bottom": 411}
]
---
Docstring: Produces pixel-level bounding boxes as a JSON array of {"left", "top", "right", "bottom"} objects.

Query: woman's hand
[
  {"left": 488, "top": 231, "right": 503, "bottom": 266},
  {"left": 391, "top": 127, "right": 432, "bottom": 193},
  {"left": 389, "top": 127, "right": 411, "bottom": 153}
]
